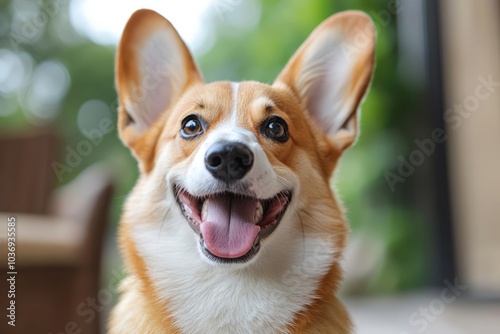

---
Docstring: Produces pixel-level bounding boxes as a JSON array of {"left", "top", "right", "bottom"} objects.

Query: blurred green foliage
[{"left": 0, "top": 0, "right": 430, "bottom": 293}]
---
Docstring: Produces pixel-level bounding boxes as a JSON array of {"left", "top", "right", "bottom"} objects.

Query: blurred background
[{"left": 0, "top": 0, "right": 498, "bottom": 333}]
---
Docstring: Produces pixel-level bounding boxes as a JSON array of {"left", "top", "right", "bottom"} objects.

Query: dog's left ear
[{"left": 274, "top": 11, "right": 375, "bottom": 152}]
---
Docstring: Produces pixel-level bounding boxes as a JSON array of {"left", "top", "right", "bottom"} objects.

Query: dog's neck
[
  {"left": 113, "top": 255, "right": 350, "bottom": 334},
  {"left": 125, "top": 203, "right": 345, "bottom": 334}
]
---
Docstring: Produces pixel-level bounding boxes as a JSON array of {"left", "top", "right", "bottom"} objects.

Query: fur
[{"left": 109, "top": 9, "right": 375, "bottom": 334}]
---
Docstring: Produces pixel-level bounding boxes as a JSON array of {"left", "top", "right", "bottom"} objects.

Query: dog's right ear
[{"left": 116, "top": 9, "right": 202, "bottom": 149}]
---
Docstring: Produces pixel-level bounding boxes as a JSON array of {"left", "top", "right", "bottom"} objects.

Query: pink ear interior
[
  {"left": 274, "top": 11, "right": 376, "bottom": 151},
  {"left": 116, "top": 9, "right": 203, "bottom": 146}
]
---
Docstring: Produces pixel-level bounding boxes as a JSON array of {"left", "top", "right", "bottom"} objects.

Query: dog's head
[{"left": 116, "top": 9, "right": 375, "bottom": 266}]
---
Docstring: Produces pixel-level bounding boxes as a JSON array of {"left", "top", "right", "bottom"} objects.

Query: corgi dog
[{"left": 109, "top": 8, "right": 375, "bottom": 334}]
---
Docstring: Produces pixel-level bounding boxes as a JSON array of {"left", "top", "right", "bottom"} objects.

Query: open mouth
[{"left": 175, "top": 188, "right": 292, "bottom": 263}]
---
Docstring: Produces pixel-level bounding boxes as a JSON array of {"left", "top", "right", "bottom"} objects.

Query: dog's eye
[
  {"left": 261, "top": 116, "right": 289, "bottom": 142},
  {"left": 181, "top": 115, "right": 204, "bottom": 138}
]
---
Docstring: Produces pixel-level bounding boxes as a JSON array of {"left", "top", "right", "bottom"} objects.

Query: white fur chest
[{"left": 131, "top": 209, "right": 336, "bottom": 334}]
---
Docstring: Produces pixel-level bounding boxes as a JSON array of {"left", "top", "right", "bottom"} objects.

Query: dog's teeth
[
  {"left": 254, "top": 202, "right": 263, "bottom": 223},
  {"left": 183, "top": 203, "right": 192, "bottom": 215},
  {"left": 202, "top": 199, "right": 209, "bottom": 221}
]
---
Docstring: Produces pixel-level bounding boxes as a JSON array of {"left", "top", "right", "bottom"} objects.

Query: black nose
[{"left": 205, "top": 141, "right": 254, "bottom": 182}]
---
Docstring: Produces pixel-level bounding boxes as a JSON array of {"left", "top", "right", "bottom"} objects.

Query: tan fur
[
  {"left": 110, "top": 9, "right": 375, "bottom": 334},
  {"left": 109, "top": 222, "right": 181, "bottom": 333}
]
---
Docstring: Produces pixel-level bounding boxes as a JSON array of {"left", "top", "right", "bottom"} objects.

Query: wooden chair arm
[{"left": 0, "top": 213, "right": 80, "bottom": 266}]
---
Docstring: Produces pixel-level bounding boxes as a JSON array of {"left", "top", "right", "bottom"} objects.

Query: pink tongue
[{"left": 200, "top": 196, "right": 260, "bottom": 259}]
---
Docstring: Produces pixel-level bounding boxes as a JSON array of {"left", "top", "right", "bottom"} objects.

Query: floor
[{"left": 345, "top": 291, "right": 500, "bottom": 334}]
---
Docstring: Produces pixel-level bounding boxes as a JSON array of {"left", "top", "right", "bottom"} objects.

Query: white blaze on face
[
  {"left": 229, "top": 82, "right": 239, "bottom": 125},
  {"left": 182, "top": 82, "right": 285, "bottom": 199}
]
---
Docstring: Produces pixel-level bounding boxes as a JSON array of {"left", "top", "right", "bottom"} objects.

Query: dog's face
[{"left": 116, "top": 10, "right": 374, "bottom": 267}]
